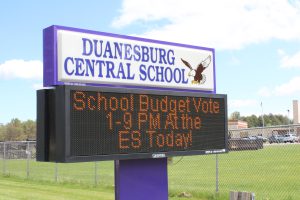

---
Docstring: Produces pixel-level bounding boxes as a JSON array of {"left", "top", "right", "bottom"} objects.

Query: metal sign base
[{"left": 115, "top": 158, "right": 168, "bottom": 200}]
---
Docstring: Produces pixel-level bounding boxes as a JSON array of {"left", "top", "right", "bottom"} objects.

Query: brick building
[{"left": 228, "top": 120, "right": 248, "bottom": 130}]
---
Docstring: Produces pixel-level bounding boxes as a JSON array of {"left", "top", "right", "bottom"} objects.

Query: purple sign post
[
  {"left": 115, "top": 158, "right": 168, "bottom": 200},
  {"left": 42, "top": 25, "right": 219, "bottom": 200}
]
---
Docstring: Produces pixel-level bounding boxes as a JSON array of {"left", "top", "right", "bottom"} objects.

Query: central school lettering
[{"left": 63, "top": 38, "right": 178, "bottom": 81}]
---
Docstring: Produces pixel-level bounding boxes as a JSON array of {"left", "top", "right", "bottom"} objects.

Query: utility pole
[
  {"left": 287, "top": 109, "right": 291, "bottom": 134},
  {"left": 261, "top": 102, "right": 265, "bottom": 136}
]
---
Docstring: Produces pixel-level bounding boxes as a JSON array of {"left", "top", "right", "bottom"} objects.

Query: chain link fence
[
  {"left": 1, "top": 124, "right": 300, "bottom": 199},
  {"left": 0, "top": 141, "right": 114, "bottom": 187},
  {"left": 169, "top": 124, "right": 300, "bottom": 199}
]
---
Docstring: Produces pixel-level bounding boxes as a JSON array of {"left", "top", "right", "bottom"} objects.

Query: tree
[
  {"left": 5, "top": 118, "right": 25, "bottom": 141},
  {"left": 0, "top": 118, "right": 37, "bottom": 141},
  {"left": 230, "top": 112, "right": 292, "bottom": 128},
  {"left": 241, "top": 115, "right": 259, "bottom": 127},
  {"left": 230, "top": 111, "right": 241, "bottom": 120},
  {"left": 0, "top": 125, "right": 5, "bottom": 141},
  {"left": 23, "top": 120, "right": 36, "bottom": 140}
]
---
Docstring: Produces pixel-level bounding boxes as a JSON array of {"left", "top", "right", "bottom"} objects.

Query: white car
[{"left": 282, "top": 133, "right": 299, "bottom": 143}]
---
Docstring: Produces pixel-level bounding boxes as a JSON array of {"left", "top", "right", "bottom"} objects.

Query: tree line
[
  {"left": 0, "top": 118, "right": 36, "bottom": 141},
  {"left": 229, "top": 111, "right": 292, "bottom": 128}
]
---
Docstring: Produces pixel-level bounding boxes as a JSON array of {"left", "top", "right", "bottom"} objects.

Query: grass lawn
[
  {"left": 0, "top": 176, "right": 114, "bottom": 200},
  {"left": 168, "top": 144, "right": 300, "bottom": 200},
  {"left": 1, "top": 144, "right": 300, "bottom": 200}
]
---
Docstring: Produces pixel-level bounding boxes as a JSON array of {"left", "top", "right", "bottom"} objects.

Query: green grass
[
  {"left": 168, "top": 144, "right": 300, "bottom": 200},
  {"left": 1, "top": 160, "right": 115, "bottom": 186},
  {"left": 1, "top": 144, "right": 300, "bottom": 200},
  {"left": 0, "top": 176, "right": 114, "bottom": 200}
]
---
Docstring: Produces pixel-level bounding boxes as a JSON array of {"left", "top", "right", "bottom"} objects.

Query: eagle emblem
[{"left": 181, "top": 55, "right": 211, "bottom": 84}]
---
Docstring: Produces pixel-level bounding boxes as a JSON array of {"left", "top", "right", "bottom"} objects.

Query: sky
[{"left": 1, "top": 0, "right": 300, "bottom": 124}]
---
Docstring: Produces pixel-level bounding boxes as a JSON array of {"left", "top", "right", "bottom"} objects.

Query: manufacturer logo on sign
[{"left": 152, "top": 153, "right": 166, "bottom": 158}]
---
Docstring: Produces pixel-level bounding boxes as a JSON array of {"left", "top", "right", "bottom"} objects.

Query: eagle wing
[
  {"left": 181, "top": 58, "right": 193, "bottom": 70},
  {"left": 198, "top": 55, "right": 211, "bottom": 71}
]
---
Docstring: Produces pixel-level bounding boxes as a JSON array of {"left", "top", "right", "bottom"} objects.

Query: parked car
[
  {"left": 255, "top": 135, "right": 268, "bottom": 143},
  {"left": 282, "top": 133, "right": 299, "bottom": 143},
  {"left": 268, "top": 135, "right": 284, "bottom": 143},
  {"left": 242, "top": 136, "right": 257, "bottom": 140}
]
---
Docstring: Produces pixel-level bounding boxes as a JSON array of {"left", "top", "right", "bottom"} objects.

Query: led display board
[{"left": 37, "top": 85, "right": 227, "bottom": 162}]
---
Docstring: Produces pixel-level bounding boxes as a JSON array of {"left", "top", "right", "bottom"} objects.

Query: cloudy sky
[{"left": 1, "top": 0, "right": 300, "bottom": 123}]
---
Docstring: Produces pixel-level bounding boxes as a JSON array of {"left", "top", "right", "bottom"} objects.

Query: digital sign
[{"left": 37, "top": 85, "right": 227, "bottom": 162}]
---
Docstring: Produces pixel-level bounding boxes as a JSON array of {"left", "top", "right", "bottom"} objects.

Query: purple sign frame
[{"left": 43, "top": 25, "right": 216, "bottom": 93}]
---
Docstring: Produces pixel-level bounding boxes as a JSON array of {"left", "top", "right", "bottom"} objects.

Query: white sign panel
[{"left": 47, "top": 26, "right": 215, "bottom": 92}]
